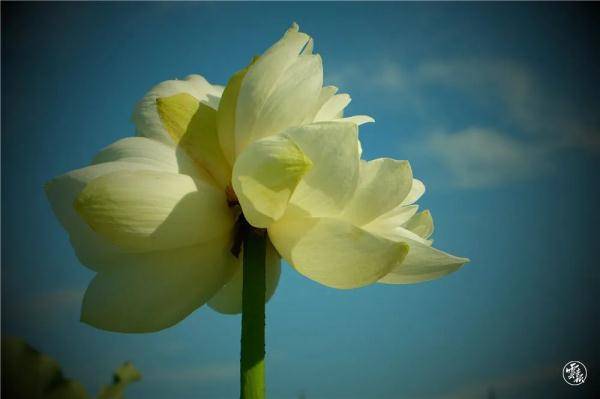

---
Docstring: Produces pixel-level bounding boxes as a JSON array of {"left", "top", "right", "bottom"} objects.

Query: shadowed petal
[
  {"left": 208, "top": 240, "right": 281, "bottom": 315},
  {"left": 92, "top": 136, "right": 211, "bottom": 182},
  {"left": 45, "top": 161, "right": 169, "bottom": 271},
  {"left": 217, "top": 65, "right": 251, "bottom": 166},
  {"left": 81, "top": 238, "right": 237, "bottom": 333},
  {"left": 132, "top": 74, "right": 223, "bottom": 146},
  {"left": 156, "top": 93, "right": 231, "bottom": 188}
]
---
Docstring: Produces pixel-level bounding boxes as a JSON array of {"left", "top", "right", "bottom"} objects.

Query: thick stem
[{"left": 240, "top": 227, "right": 266, "bottom": 399}]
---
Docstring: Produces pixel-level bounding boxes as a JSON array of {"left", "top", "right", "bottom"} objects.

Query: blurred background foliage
[{"left": 2, "top": 337, "right": 141, "bottom": 399}]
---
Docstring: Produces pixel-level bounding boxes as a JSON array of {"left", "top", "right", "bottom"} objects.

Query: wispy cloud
[
  {"left": 372, "top": 60, "right": 409, "bottom": 91},
  {"left": 327, "top": 57, "right": 599, "bottom": 188},
  {"left": 416, "top": 58, "right": 599, "bottom": 149},
  {"left": 413, "top": 127, "right": 553, "bottom": 188},
  {"left": 16, "top": 289, "right": 82, "bottom": 315},
  {"left": 328, "top": 60, "right": 411, "bottom": 96},
  {"left": 5, "top": 289, "right": 83, "bottom": 328},
  {"left": 418, "top": 59, "right": 537, "bottom": 127}
]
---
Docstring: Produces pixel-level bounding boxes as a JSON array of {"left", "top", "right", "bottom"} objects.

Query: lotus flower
[{"left": 45, "top": 23, "right": 468, "bottom": 333}]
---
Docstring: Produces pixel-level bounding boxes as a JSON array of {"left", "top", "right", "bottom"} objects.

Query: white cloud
[
  {"left": 418, "top": 59, "right": 536, "bottom": 112},
  {"left": 326, "top": 57, "right": 598, "bottom": 187},
  {"left": 417, "top": 58, "right": 599, "bottom": 148},
  {"left": 327, "top": 60, "right": 408, "bottom": 91},
  {"left": 417, "top": 127, "right": 552, "bottom": 188},
  {"left": 374, "top": 60, "right": 408, "bottom": 90}
]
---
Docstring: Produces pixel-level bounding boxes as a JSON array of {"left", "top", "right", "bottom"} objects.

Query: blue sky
[{"left": 2, "top": 3, "right": 598, "bottom": 399}]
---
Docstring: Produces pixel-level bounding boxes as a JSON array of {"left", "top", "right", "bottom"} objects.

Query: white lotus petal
[
  {"left": 236, "top": 54, "right": 323, "bottom": 154},
  {"left": 287, "top": 122, "right": 360, "bottom": 217},
  {"left": 364, "top": 220, "right": 432, "bottom": 246},
  {"left": 232, "top": 134, "right": 312, "bottom": 228},
  {"left": 302, "top": 85, "right": 338, "bottom": 123},
  {"left": 92, "top": 136, "right": 211, "bottom": 182},
  {"left": 404, "top": 210, "right": 434, "bottom": 239},
  {"left": 132, "top": 74, "right": 222, "bottom": 146},
  {"left": 75, "top": 169, "right": 233, "bottom": 252},
  {"left": 212, "top": 85, "right": 225, "bottom": 96},
  {"left": 208, "top": 240, "right": 281, "bottom": 314},
  {"left": 302, "top": 37, "right": 314, "bottom": 55},
  {"left": 268, "top": 206, "right": 408, "bottom": 289},
  {"left": 379, "top": 238, "right": 468, "bottom": 284},
  {"left": 234, "top": 24, "right": 315, "bottom": 154},
  {"left": 314, "top": 93, "right": 351, "bottom": 122},
  {"left": 333, "top": 115, "right": 375, "bottom": 126},
  {"left": 365, "top": 216, "right": 468, "bottom": 284},
  {"left": 364, "top": 204, "right": 419, "bottom": 234},
  {"left": 318, "top": 86, "right": 338, "bottom": 104},
  {"left": 81, "top": 237, "right": 237, "bottom": 332},
  {"left": 217, "top": 65, "right": 251, "bottom": 166},
  {"left": 45, "top": 161, "right": 166, "bottom": 271},
  {"left": 342, "top": 158, "right": 413, "bottom": 226},
  {"left": 401, "top": 178, "right": 425, "bottom": 205}
]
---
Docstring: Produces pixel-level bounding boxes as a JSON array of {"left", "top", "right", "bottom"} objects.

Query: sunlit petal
[
  {"left": 401, "top": 178, "right": 425, "bottom": 205},
  {"left": 286, "top": 122, "right": 360, "bottom": 217},
  {"left": 314, "top": 93, "right": 351, "bottom": 122},
  {"left": 342, "top": 158, "right": 413, "bottom": 226},
  {"left": 404, "top": 210, "right": 434, "bottom": 239},
  {"left": 75, "top": 169, "right": 233, "bottom": 252},
  {"left": 333, "top": 115, "right": 375, "bottom": 126},
  {"left": 232, "top": 134, "right": 312, "bottom": 227},
  {"left": 269, "top": 206, "right": 408, "bottom": 289},
  {"left": 235, "top": 24, "right": 322, "bottom": 154},
  {"left": 236, "top": 54, "right": 323, "bottom": 154},
  {"left": 379, "top": 238, "right": 468, "bottom": 284}
]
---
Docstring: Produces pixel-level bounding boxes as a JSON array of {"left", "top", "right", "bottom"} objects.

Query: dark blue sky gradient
[{"left": 2, "top": 3, "right": 599, "bottom": 399}]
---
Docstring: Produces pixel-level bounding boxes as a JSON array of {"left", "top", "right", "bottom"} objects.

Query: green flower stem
[{"left": 240, "top": 227, "right": 266, "bottom": 399}]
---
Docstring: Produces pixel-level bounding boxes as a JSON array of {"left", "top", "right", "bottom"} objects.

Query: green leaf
[{"left": 1, "top": 337, "right": 142, "bottom": 399}]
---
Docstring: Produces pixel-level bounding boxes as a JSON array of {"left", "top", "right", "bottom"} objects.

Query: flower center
[
  {"left": 229, "top": 196, "right": 267, "bottom": 257},
  {"left": 225, "top": 184, "right": 239, "bottom": 207}
]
